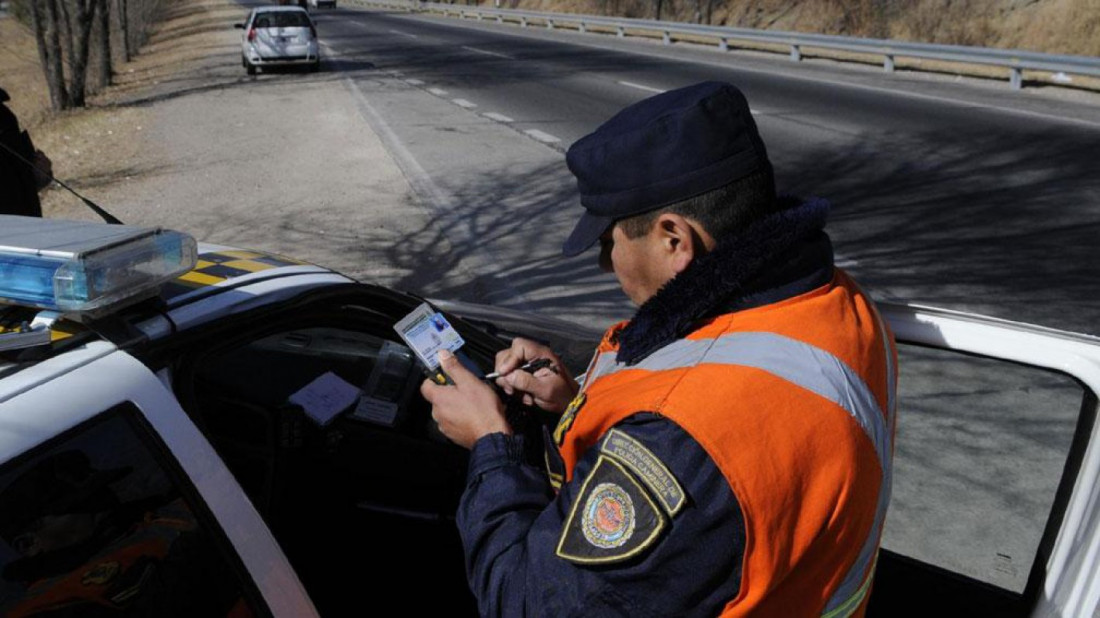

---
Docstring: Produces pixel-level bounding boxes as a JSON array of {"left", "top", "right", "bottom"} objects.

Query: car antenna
[{"left": 0, "top": 140, "right": 123, "bottom": 225}]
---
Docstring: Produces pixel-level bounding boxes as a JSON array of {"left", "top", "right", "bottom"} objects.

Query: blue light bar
[{"left": 0, "top": 216, "right": 198, "bottom": 315}]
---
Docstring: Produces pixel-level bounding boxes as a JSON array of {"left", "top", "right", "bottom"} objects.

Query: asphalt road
[
  {"left": 306, "top": 4, "right": 1100, "bottom": 340},
  {"left": 293, "top": 4, "right": 1099, "bottom": 598}
]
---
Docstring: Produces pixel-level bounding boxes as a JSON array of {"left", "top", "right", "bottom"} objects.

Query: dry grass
[
  {"left": 489, "top": 0, "right": 1100, "bottom": 56},
  {"left": 0, "top": 17, "right": 52, "bottom": 127}
]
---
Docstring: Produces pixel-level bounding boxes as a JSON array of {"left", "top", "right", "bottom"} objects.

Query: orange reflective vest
[{"left": 555, "top": 269, "right": 897, "bottom": 617}]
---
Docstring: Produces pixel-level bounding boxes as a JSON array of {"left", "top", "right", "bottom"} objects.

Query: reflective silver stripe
[
  {"left": 822, "top": 310, "right": 897, "bottom": 616},
  {"left": 582, "top": 351, "right": 619, "bottom": 393},
  {"left": 590, "top": 333, "right": 890, "bottom": 467}
]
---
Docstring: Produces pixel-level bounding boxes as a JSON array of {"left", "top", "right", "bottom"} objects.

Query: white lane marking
[
  {"left": 340, "top": 75, "right": 535, "bottom": 307},
  {"left": 453, "top": 98, "right": 477, "bottom": 108},
  {"left": 483, "top": 112, "right": 514, "bottom": 123},
  {"left": 618, "top": 79, "right": 759, "bottom": 114},
  {"left": 405, "top": 78, "right": 425, "bottom": 85},
  {"left": 389, "top": 29, "right": 419, "bottom": 38},
  {"left": 618, "top": 80, "right": 665, "bottom": 94},
  {"left": 835, "top": 256, "right": 861, "bottom": 268},
  {"left": 524, "top": 129, "right": 561, "bottom": 143},
  {"left": 462, "top": 45, "right": 514, "bottom": 60},
  {"left": 428, "top": 87, "right": 449, "bottom": 96},
  {"left": 428, "top": 15, "right": 1100, "bottom": 131}
]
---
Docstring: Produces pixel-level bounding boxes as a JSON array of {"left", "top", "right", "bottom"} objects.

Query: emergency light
[{"left": 0, "top": 216, "right": 197, "bottom": 315}]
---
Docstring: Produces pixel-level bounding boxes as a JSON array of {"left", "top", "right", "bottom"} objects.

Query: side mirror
[{"left": 234, "top": 23, "right": 245, "bottom": 29}]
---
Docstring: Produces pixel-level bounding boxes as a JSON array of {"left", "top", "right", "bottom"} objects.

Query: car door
[
  {"left": 868, "top": 303, "right": 1100, "bottom": 618},
  {"left": 152, "top": 283, "right": 527, "bottom": 616},
  {"left": 0, "top": 346, "right": 316, "bottom": 617}
]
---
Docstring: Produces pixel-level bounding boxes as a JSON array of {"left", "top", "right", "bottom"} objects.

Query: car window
[
  {"left": 0, "top": 403, "right": 270, "bottom": 617},
  {"left": 253, "top": 12, "right": 310, "bottom": 28},
  {"left": 177, "top": 321, "right": 479, "bottom": 615},
  {"left": 870, "top": 344, "right": 1088, "bottom": 615}
]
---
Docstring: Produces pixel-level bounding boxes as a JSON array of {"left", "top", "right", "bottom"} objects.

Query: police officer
[
  {"left": 422, "top": 81, "right": 896, "bottom": 617},
  {"left": 0, "top": 87, "right": 52, "bottom": 217}
]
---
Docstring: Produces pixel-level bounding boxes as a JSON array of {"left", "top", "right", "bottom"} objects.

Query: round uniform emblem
[{"left": 582, "top": 482, "right": 636, "bottom": 549}]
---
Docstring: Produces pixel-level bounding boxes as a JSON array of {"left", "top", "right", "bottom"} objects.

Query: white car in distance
[{"left": 236, "top": 6, "right": 320, "bottom": 75}]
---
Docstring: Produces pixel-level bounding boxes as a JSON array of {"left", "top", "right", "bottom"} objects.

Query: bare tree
[
  {"left": 28, "top": 0, "right": 71, "bottom": 111},
  {"left": 95, "top": 0, "right": 112, "bottom": 88},
  {"left": 62, "top": 0, "right": 100, "bottom": 107},
  {"left": 116, "top": 0, "right": 130, "bottom": 61}
]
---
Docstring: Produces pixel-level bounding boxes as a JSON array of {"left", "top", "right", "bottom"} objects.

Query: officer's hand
[
  {"left": 494, "top": 338, "right": 578, "bottom": 414},
  {"left": 420, "top": 350, "right": 511, "bottom": 450}
]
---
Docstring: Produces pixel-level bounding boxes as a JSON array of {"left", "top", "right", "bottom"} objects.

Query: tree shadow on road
[
  {"left": 776, "top": 128, "right": 1100, "bottom": 334},
  {"left": 349, "top": 125, "right": 1100, "bottom": 335}
]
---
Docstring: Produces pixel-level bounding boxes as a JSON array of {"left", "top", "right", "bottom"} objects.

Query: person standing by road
[
  {"left": 1, "top": 87, "right": 52, "bottom": 217},
  {"left": 422, "top": 80, "right": 897, "bottom": 617}
]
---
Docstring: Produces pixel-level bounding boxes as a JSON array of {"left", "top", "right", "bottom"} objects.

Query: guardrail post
[
  {"left": 617, "top": 25, "right": 625, "bottom": 37},
  {"left": 496, "top": 14, "right": 502, "bottom": 23},
  {"left": 884, "top": 54, "right": 894, "bottom": 72},
  {"left": 476, "top": 11, "right": 482, "bottom": 20},
  {"left": 663, "top": 30, "right": 671, "bottom": 45},
  {"left": 1010, "top": 67, "right": 1022, "bottom": 90},
  {"left": 719, "top": 37, "right": 728, "bottom": 52},
  {"left": 580, "top": 21, "right": 587, "bottom": 33},
  {"left": 521, "top": 16, "right": 527, "bottom": 27},
  {"left": 547, "top": 19, "right": 554, "bottom": 29},
  {"left": 790, "top": 44, "right": 801, "bottom": 62}
]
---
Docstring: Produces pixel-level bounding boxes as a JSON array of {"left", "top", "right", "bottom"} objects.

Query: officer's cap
[{"left": 562, "top": 81, "right": 772, "bottom": 256}]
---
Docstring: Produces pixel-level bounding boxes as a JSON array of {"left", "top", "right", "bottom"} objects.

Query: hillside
[{"left": 499, "top": 0, "right": 1100, "bottom": 56}]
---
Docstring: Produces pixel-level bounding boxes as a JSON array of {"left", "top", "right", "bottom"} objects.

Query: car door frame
[
  {"left": 0, "top": 346, "right": 318, "bottom": 617},
  {"left": 880, "top": 302, "right": 1100, "bottom": 618}
]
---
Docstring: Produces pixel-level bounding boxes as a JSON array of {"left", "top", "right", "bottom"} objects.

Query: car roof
[{"left": 251, "top": 5, "right": 310, "bottom": 13}]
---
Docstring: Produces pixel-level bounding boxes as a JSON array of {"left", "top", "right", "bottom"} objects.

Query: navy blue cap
[{"left": 562, "top": 81, "right": 771, "bottom": 256}]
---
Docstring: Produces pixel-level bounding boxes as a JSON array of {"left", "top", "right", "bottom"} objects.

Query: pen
[{"left": 483, "top": 358, "right": 553, "bottom": 381}]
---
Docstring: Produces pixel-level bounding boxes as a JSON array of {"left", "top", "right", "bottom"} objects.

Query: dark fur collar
[{"left": 616, "top": 196, "right": 833, "bottom": 365}]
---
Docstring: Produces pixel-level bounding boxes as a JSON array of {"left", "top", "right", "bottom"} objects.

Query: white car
[
  {"left": 309, "top": 0, "right": 337, "bottom": 8},
  {"left": 236, "top": 6, "right": 320, "bottom": 75},
  {"left": 1, "top": 215, "right": 1099, "bottom": 616}
]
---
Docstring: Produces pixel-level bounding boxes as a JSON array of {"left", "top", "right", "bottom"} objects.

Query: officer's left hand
[{"left": 420, "top": 350, "right": 511, "bottom": 449}]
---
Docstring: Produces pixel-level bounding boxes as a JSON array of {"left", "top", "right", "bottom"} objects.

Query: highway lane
[{"left": 312, "top": 5, "right": 1100, "bottom": 339}]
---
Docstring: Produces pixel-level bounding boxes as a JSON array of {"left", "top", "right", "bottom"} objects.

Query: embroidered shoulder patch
[
  {"left": 556, "top": 456, "right": 665, "bottom": 565},
  {"left": 600, "top": 428, "right": 686, "bottom": 516}
]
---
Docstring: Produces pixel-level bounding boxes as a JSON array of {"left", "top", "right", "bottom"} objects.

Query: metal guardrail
[{"left": 361, "top": 0, "right": 1100, "bottom": 90}]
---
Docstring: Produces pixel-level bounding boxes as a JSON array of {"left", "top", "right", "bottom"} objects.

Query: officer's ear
[{"left": 653, "top": 213, "right": 712, "bottom": 275}]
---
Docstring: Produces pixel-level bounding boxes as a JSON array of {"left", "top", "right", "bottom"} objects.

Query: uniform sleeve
[{"left": 457, "top": 413, "right": 746, "bottom": 617}]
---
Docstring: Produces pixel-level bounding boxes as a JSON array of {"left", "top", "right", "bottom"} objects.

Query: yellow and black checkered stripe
[
  {"left": 0, "top": 251, "right": 308, "bottom": 346},
  {"left": 159, "top": 250, "right": 308, "bottom": 302},
  {"left": 0, "top": 308, "right": 82, "bottom": 342}
]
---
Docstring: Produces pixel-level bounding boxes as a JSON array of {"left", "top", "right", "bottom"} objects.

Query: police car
[{"left": 1, "top": 216, "right": 1098, "bottom": 617}]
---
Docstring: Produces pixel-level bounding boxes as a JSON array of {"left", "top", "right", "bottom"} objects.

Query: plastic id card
[{"left": 393, "top": 303, "right": 465, "bottom": 375}]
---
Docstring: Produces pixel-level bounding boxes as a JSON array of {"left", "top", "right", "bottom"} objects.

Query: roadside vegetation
[
  {"left": 486, "top": 0, "right": 1100, "bottom": 57},
  {"left": 6, "top": 0, "right": 165, "bottom": 110},
  {"left": 0, "top": 0, "right": 244, "bottom": 217}
]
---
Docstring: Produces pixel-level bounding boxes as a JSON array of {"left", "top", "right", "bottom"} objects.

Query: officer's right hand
[{"left": 495, "top": 338, "right": 578, "bottom": 414}]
